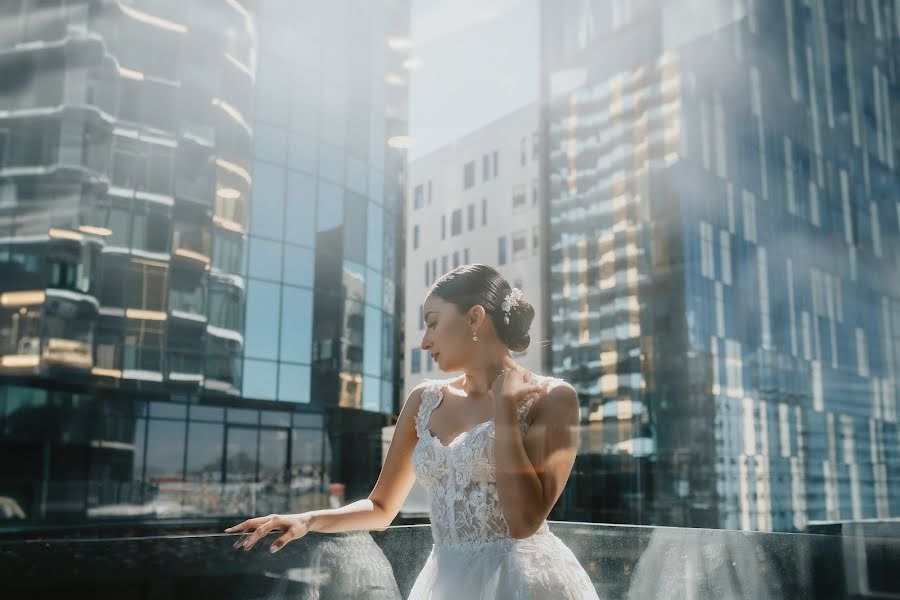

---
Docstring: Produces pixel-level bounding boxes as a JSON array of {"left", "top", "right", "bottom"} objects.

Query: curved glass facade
[
  {"left": 0, "top": 1, "right": 254, "bottom": 396},
  {"left": 0, "top": 0, "right": 407, "bottom": 524},
  {"left": 248, "top": 0, "right": 406, "bottom": 414}
]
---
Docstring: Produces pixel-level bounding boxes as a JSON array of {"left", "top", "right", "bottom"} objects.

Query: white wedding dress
[{"left": 408, "top": 374, "right": 599, "bottom": 599}]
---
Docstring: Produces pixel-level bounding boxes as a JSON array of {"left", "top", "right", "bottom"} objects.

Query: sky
[{"left": 408, "top": 0, "right": 539, "bottom": 159}]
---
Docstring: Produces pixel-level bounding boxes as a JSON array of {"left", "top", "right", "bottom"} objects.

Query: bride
[{"left": 227, "top": 264, "right": 599, "bottom": 598}]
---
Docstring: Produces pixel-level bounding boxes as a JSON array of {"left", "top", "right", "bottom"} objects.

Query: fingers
[
  {"left": 239, "top": 518, "right": 281, "bottom": 551},
  {"left": 269, "top": 525, "right": 303, "bottom": 554},
  {"left": 224, "top": 515, "right": 267, "bottom": 533}
]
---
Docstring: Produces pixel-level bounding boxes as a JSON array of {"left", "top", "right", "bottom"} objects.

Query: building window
[
  {"left": 532, "top": 226, "right": 540, "bottom": 252},
  {"left": 467, "top": 203, "right": 475, "bottom": 230},
  {"left": 498, "top": 236, "right": 507, "bottom": 265},
  {"left": 452, "top": 251, "right": 459, "bottom": 268},
  {"left": 431, "top": 258, "right": 437, "bottom": 284},
  {"left": 424, "top": 261, "right": 429, "bottom": 286},
  {"left": 464, "top": 248, "right": 470, "bottom": 263},
  {"left": 532, "top": 132, "right": 540, "bottom": 160},
  {"left": 700, "top": 221, "right": 714, "bottom": 278},
  {"left": 464, "top": 161, "right": 475, "bottom": 189},
  {"left": 413, "top": 224, "right": 420, "bottom": 249},
  {"left": 451, "top": 209, "right": 462, "bottom": 235},
  {"left": 482, "top": 154, "right": 490, "bottom": 181},
  {"left": 442, "top": 255, "right": 448, "bottom": 275},
  {"left": 520, "top": 138, "right": 527, "bottom": 165},
  {"left": 482, "top": 198, "right": 487, "bottom": 225},
  {"left": 427, "top": 180, "right": 432, "bottom": 204},
  {"left": 411, "top": 348, "right": 421, "bottom": 374},
  {"left": 414, "top": 184, "right": 424, "bottom": 209},
  {"left": 441, "top": 214, "right": 446, "bottom": 240},
  {"left": 426, "top": 352, "right": 433, "bottom": 371},
  {"left": 512, "top": 185, "right": 527, "bottom": 210},
  {"left": 532, "top": 179, "right": 538, "bottom": 205},
  {"left": 492, "top": 151, "right": 499, "bottom": 177},
  {"left": 419, "top": 305, "right": 424, "bottom": 330},
  {"left": 512, "top": 232, "right": 528, "bottom": 260}
]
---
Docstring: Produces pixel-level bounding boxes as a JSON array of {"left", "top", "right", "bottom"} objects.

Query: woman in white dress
[{"left": 227, "top": 264, "right": 599, "bottom": 598}]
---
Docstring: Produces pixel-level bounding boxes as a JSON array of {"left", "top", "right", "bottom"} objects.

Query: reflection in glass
[
  {"left": 248, "top": 237, "right": 283, "bottom": 281},
  {"left": 363, "top": 375, "right": 381, "bottom": 412},
  {"left": 300, "top": 532, "right": 402, "bottom": 599},
  {"left": 291, "top": 427, "right": 325, "bottom": 512},
  {"left": 186, "top": 423, "right": 224, "bottom": 481},
  {"left": 342, "top": 260, "right": 366, "bottom": 303},
  {"left": 254, "top": 122, "right": 288, "bottom": 165},
  {"left": 169, "top": 268, "right": 205, "bottom": 315},
  {"left": 366, "top": 267, "right": 383, "bottom": 308},
  {"left": 280, "top": 285, "right": 314, "bottom": 363},
  {"left": 343, "top": 192, "right": 368, "bottom": 262},
  {"left": 250, "top": 161, "right": 285, "bottom": 238},
  {"left": 317, "top": 180, "right": 343, "bottom": 231},
  {"left": 225, "top": 426, "right": 258, "bottom": 514},
  {"left": 244, "top": 279, "right": 280, "bottom": 360},
  {"left": 318, "top": 142, "right": 346, "bottom": 184},
  {"left": 145, "top": 420, "right": 186, "bottom": 482},
  {"left": 285, "top": 170, "right": 317, "bottom": 247},
  {"left": 287, "top": 133, "right": 317, "bottom": 175},
  {"left": 242, "top": 358, "right": 278, "bottom": 401},
  {"left": 627, "top": 528, "right": 784, "bottom": 599},
  {"left": 212, "top": 230, "right": 243, "bottom": 274},
  {"left": 278, "top": 363, "right": 311, "bottom": 403},
  {"left": 257, "top": 427, "right": 290, "bottom": 514},
  {"left": 366, "top": 202, "right": 384, "bottom": 273},
  {"left": 364, "top": 305, "right": 383, "bottom": 377},
  {"left": 282, "top": 245, "right": 315, "bottom": 288},
  {"left": 342, "top": 298, "right": 365, "bottom": 373}
]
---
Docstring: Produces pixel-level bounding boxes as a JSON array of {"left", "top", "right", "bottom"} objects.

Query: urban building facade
[
  {"left": 404, "top": 104, "right": 546, "bottom": 399},
  {"left": 542, "top": 0, "right": 899, "bottom": 530},
  {"left": 0, "top": 0, "right": 408, "bottom": 524}
]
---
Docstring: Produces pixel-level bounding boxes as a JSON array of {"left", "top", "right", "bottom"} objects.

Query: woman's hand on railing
[{"left": 225, "top": 513, "right": 312, "bottom": 554}]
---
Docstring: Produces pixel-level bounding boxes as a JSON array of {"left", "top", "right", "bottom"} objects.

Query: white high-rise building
[{"left": 403, "top": 104, "right": 546, "bottom": 400}]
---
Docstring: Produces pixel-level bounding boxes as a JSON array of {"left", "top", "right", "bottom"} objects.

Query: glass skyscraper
[
  {"left": 247, "top": 0, "right": 409, "bottom": 506},
  {"left": 0, "top": 0, "right": 407, "bottom": 524},
  {"left": 542, "top": 0, "right": 899, "bottom": 530}
]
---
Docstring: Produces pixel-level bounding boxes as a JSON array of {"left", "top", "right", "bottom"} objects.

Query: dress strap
[
  {"left": 517, "top": 375, "right": 561, "bottom": 434},
  {"left": 415, "top": 380, "right": 445, "bottom": 438}
]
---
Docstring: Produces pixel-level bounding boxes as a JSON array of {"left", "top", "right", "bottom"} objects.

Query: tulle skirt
[{"left": 407, "top": 528, "right": 599, "bottom": 599}]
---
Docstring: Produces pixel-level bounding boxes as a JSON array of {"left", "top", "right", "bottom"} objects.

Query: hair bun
[{"left": 503, "top": 297, "right": 535, "bottom": 352}]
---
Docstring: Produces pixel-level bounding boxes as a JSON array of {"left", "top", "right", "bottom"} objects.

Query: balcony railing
[{"left": 1, "top": 520, "right": 897, "bottom": 598}]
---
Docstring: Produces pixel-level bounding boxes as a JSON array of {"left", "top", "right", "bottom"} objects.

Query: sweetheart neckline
[
  {"left": 425, "top": 418, "right": 494, "bottom": 448},
  {"left": 422, "top": 375, "right": 551, "bottom": 448}
]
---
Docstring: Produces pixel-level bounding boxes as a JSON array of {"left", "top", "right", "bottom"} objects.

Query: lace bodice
[{"left": 411, "top": 374, "right": 561, "bottom": 548}]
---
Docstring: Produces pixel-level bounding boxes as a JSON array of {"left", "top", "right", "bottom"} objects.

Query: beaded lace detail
[{"left": 411, "top": 374, "right": 560, "bottom": 547}]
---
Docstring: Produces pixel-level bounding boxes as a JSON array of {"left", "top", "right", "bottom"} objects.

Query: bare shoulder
[
  {"left": 400, "top": 378, "right": 446, "bottom": 416},
  {"left": 532, "top": 378, "right": 579, "bottom": 425},
  {"left": 401, "top": 380, "right": 431, "bottom": 413}
]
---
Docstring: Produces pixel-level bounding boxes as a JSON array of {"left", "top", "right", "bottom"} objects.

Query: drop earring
[{"left": 472, "top": 330, "right": 478, "bottom": 342}]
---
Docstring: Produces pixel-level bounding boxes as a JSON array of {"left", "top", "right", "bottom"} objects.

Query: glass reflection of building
[
  {"left": 0, "top": 0, "right": 408, "bottom": 524},
  {"left": 247, "top": 0, "right": 408, "bottom": 505},
  {"left": 542, "top": 1, "right": 899, "bottom": 531}
]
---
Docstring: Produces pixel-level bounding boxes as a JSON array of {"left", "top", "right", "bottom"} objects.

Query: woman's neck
[{"left": 456, "top": 355, "right": 519, "bottom": 398}]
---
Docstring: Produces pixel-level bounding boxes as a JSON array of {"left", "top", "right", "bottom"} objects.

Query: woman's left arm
[{"left": 494, "top": 381, "right": 580, "bottom": 538}]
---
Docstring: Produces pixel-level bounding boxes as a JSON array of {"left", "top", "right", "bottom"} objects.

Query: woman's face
[{"left": 419, "top": 295, "right": 477, "bottom": 373}]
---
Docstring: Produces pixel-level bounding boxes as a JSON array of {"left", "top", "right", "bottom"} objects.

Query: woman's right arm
[{"left": 226, "top": 382, "right": 428, "bottom": 553}]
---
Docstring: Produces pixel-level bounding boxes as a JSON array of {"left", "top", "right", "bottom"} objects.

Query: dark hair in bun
[{"left": 429, "top": 264, "right": 535, "bottom": 352}]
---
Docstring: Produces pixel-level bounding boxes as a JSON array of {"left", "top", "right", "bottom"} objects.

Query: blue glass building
[
  {"left": 0, "top": 0, "right": 408, "bottom": 524},
  {"left": 542, "top": 0, "right": 899, "bottom": 530}
]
